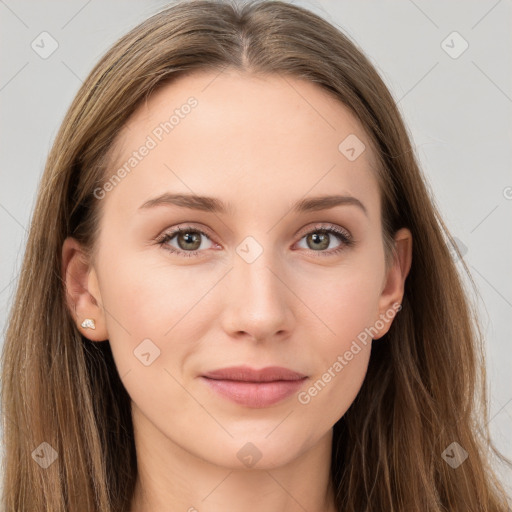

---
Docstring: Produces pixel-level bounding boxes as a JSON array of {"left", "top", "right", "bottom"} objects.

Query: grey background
[{"left": 1, "top": 0, "right": 511, "bottom": 496}]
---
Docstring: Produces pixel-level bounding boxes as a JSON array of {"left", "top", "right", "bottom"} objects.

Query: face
[{"left": 69, "top": 69, "right": 409, "bottom": 470}]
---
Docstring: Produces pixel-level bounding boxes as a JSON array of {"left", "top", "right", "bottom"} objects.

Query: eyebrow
[{"left": 138, "top": 192, "right": 368, "bottom": 216}]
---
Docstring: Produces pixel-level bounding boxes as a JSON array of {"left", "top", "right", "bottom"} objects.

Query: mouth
[{"left": 200, "top": 365, "right": 308, "bottom": 408}]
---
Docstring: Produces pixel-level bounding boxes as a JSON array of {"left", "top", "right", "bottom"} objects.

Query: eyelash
[{"left": 155, "top": 223, "right": 354, "bottom": 258}]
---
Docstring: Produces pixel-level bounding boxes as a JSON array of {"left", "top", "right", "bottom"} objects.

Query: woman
[{"left": 1, "top": 0, "right": 510, "bottom": 510}]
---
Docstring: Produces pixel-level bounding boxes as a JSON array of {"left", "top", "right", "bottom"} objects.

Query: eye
[
  {"left": 155, "top": 222, "right": 354, "bottom": 258},
  {"left": 156, "top": 225, "right": 216, "bottom": 258},
  {"left": 295, "top": 223, "right": 354, "bottom": 257}
]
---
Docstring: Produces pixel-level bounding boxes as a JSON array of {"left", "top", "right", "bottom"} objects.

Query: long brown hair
[{"left": 1, "top": 1, "right": 510, "bottom": 510}]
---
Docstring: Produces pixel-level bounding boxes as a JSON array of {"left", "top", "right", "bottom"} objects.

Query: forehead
[{"left": 102, "top": 69, "right": 381, "bottom": 220}]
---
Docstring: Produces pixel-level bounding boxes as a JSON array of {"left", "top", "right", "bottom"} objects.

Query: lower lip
[{"left": 201, "top": 377, "right": 307, "bottom": 408}]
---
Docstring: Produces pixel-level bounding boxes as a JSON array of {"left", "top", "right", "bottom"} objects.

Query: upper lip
[{"left": 201, "top": 365, "right": 307, "bottom": 382}]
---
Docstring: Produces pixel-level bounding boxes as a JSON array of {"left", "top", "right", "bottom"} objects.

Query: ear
[
  {"left": 373, "top": 227, "right": 412, "bottom": 340},
  {"left": 61, "top": 237, "right": 108, "bottom": 342}
]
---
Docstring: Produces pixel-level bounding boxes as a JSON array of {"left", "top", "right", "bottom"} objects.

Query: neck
[{"left": 129, "top": 405, "right": 338, "bottom": 512}]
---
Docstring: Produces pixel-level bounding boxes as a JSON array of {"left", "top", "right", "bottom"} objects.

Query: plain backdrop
[{"left": 1, "top": 0, "right": 511, "bottom": 497}]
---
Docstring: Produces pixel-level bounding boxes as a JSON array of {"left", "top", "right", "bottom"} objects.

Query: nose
[{"left": 219, "top": 246, "right": 295, "bottom": 344}]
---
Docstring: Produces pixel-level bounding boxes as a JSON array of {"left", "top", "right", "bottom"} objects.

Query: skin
[{"left": 62, "top": 69, "right": 412, "bottom": 512}]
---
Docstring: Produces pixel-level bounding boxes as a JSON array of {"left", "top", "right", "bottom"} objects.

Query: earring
[{"left": 81, "top": 318, "right": 96, "bottom": 330}]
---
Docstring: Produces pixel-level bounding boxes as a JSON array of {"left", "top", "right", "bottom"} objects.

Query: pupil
[
  {"left": 310, "top": 231, "right": 328, "bottom": 250},
  {"left": 181, "top": 232, "right": 200, "bottom": 249}
]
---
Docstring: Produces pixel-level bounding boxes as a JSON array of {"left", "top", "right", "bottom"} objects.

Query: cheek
[
  {"left": 95, "top": 253, "right": 205, "bottom": 412},
  {"left": 317, "top": 275, "right": 376, "bottom": 369},
  {"left": 98, "top": 248, "right": 204, "bottom": 330},
  {"left": 293, "top": 260, "right": 382, "bottom": 413},
  {"left": 296, "top": 284, "right": 375, "bottom": 420},
  {"left": 298, "top": 261, "right": 382, "bottom": 340},
  {"left": 95, "top": 250, "right": 223, "bottom": 368}
]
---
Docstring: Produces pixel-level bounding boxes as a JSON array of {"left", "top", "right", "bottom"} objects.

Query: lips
[
  {"left": 200, "top": 365, "right": 308, "bottom": 408},
  {"left": 201, "top": 365, "right": 307, "bottom": 382}
]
